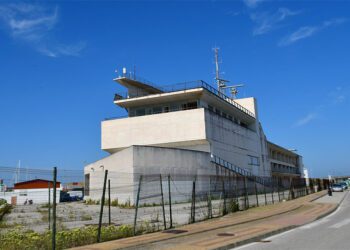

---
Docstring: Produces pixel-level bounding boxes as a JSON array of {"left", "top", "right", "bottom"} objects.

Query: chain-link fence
[{"left": 0, "top": 166, "right": 330, "bottom": 249}]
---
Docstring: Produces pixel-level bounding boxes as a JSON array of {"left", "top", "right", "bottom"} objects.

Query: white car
[{"left": 332, "top": 184, "right": 344, "bottom": 192}]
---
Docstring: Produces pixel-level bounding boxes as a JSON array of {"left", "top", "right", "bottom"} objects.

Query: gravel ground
[{"left": 1, "top": 190, "right": 291, "bottom": 233}]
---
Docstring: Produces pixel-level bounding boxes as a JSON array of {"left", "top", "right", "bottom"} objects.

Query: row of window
[
  {"left": 269, "top": 150, "right": 297, "bottom": 165},
  {"left": 130, "top": 101, "right": 198, "bottom": 117},
  {"left": 271, "top": 163, "right": 299, "bottom": 174},
  {"left": 208, "top": 105, "right": 249, "bottom": 128}
]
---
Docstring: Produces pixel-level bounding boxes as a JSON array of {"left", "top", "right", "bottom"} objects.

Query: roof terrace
[{"left": 114, "top": 77, "right": 256, "bottom": 119}]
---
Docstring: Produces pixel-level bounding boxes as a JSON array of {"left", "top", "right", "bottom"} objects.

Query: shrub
[
  {"left": 0, "top": 199, "right": 7, "bottom": 206},
  {"left": 0, "top": 225, "right": 133, "bottom": 250},
  {"left": 0, "top": 204, "right": 12, "bottom": 221}
]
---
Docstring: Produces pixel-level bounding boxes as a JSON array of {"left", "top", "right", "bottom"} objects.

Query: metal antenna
[
  {"left": 213, "top": 47, "right": 229, "bottom": 93},
  {"left": 214, "top": 47, "right": 220, "bottom": 90},
  {"left": 221, "top": 84, "right": 245, "bottom": 99}
]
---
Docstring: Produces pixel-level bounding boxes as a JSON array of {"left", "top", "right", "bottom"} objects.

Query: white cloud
[
  {"left": 294, "top": 113, "right": 317, "bottom": 127},
  {"left": 243, "top": 0, "right": 265, "bottom": 8},
  {"left": 251, "top": 8, "right": 300, "bottom": 36},
  {"left": 329, "top": 86, "right": 346, "bottom": 104},
  {"left": 0, "top": 4, "right": 85, "bottom": 57},
  {"left": 279, "top": 18, "right": 346, "bottom": 46},
  {"left": 38, "top": 42, "right": 87, "bottom": 58}
]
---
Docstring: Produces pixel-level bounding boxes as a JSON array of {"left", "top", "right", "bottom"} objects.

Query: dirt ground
[{"left": 1, "top": 191, "right": 287, "bottom": 233}]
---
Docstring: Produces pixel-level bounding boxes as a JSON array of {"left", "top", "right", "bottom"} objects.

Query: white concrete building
[
  {"left": 84, "top": 76, "right": 302, "bottom": 203},
  {"left": 0, "top": 179, "right": 61, "bottom": 205}
]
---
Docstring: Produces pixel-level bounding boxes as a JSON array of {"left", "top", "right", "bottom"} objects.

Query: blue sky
[{"left": 0, "top": 0, "right": 349, "bottom": 177}]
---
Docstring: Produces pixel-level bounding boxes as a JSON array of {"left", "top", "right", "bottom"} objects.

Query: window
[
  {"left": 187, "top": 102, "right": 198, "bottom": 109},
  {"left": 85, "top": 174, "right": 90, "bottom": 196},
  {"left": 128, "top": 109, "right": 135, "bottom": 117},
  {"left": 170, "top": 104, "right": 179, "bottom": 111},
  {"left": 248, "top": 155, "right": 260, "bottom": 166},
  {"left": 136, "top": 108, "right": 145, "bottom": 116},
  {"left": 241, "top": 122, "right": 248, "bottom": 128},
  {"left": 163, "top": 106, "right": 170, "bottom": 113},
  {"left": 153, "top": 107, "right": 162, "bottom": 114}
]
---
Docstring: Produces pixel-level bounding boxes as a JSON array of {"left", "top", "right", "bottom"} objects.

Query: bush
[
  {"left": 0, "top": 199, "right": 7, "bottom": 206},
  {"left": 0, "top": 204, "right": 12, "bottom": 221},
  {"left": 0, "top": 225, "right": 133, "bottom": 250}
]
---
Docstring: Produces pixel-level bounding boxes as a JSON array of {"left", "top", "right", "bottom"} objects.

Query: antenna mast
[
  {"left": 214, "top": 47, "right": 220, "bottom": 91},
  {"left": 213, "top": 47, "right": 229, "bottom": 94},
  {"left": 212, "top": 47, "right": 245, "bottom": 99}
]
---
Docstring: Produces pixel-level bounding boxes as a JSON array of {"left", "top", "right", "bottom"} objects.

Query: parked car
[
  {"left": 339, "top": 182, "right": 348, "bottom": 190},
  {"left": 332, "top": 184, "right": 344, "bottom": 192}
]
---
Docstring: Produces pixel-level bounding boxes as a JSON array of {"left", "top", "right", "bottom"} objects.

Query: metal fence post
[
  {"left": 271, "top": 181, "right": 275, "bottom": 204},
  {"left": 277, "top": 178, "right": 281, "bottom": 202},
  {"left": 235, "top": 176, "right": 239, "bottom": 210},
  {"left": 254, "top": 177, "right": 259, "bottom": 207},
  {"left": 133, "top": 175, "right": 142, "bottom": 236},
  {"left": 264, "top": 183, "right": 267, "bottom": 205},
  {"left": 191, "top": 179, "right": 196, "bottom": 223},
  {"left": 167, "top": 175, "right": 173, "bottom": 228},
  {"left": 208, "top": 176, "right": 212, "bottom": 219},
  {"left": 97, "top": 169, "right": 108, "bottom": 243},
  {"left": 222, "top": 179, "right": 227, "bottom": 215},
  {"left": 289, "top": 178, "right": 294, "bottom": 200},
  {"left": 160, "top": 174, "right": 166, "bottom": 230},
  {"left": 48, "top": 182, "right": 51, "bottom": 230},
  {"left": 52, "top": 167, "right": 57, "bottom": 250},
  {"left": 244, "top": 177, "right": 249, "bottom": 209},
  {"left": 108, "top": 179, "right": 111, "bottom": 226}
]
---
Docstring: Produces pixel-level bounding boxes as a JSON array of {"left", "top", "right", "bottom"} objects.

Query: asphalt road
[{"left": 234, "top": 191, "right": 350, "bottom": 250}]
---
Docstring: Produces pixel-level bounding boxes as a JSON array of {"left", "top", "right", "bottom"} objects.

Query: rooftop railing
[{"left": 115, "top": 78, "right": 255, "bottom": 119}]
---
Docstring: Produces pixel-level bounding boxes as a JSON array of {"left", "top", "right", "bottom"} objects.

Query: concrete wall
[
  {"left": 84, "top": 147, "right": 135, "bottom": 203},
  {"left": 84, "top": 145, "right": 215, "bottom": 204},
  {"left": 204, "top": 109, "right": 270, "bottom": 177},
  {"left": 101, "top": 109, "right": 207, "bottom": 153}
]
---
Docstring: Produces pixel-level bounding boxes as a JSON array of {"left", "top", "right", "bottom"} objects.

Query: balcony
[
  {"left": 271, "top": 164, "right": 300, "bottom": 175},
  {"left": 114, "top": 78, "right": 256, "bottom": 119}
]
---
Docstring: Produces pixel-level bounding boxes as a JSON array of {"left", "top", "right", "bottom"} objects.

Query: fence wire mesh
[{"left": 0, "top": 166, "right": 330, "bottom": 249}]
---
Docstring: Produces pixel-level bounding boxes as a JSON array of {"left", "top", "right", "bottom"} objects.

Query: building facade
[{"left": 84, "top": 76, "right": 302, "bottom": 203}]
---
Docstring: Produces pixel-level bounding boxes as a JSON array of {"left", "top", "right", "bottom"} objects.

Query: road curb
[
  {"left": 313, "top": 191, "right": 348, "bottom": 221},
  {"left": 216, "top": 191, "right": 348, "bottom": 250},
  {"left": 149, "top": 192, "right": 327, "bottom": 245}
]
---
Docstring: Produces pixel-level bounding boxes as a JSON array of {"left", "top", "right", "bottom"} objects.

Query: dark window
[
  {"left": 84, "top": 174, "right": 90, "bottom": 196},
  {"left": 170, "top": 104, "right": 179, "bottom": 111},
  {"left": 241, "top": 122, "right": 248, "bottom": 128},
  {"left": 187, "top": 102, "right": 198, "bottom": 109},
  {"left": 136, "top": 108, "right": 145, "bottom": 116},
  {"left": 153, "top": 107, "right": 162, "bottom": 114}
]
